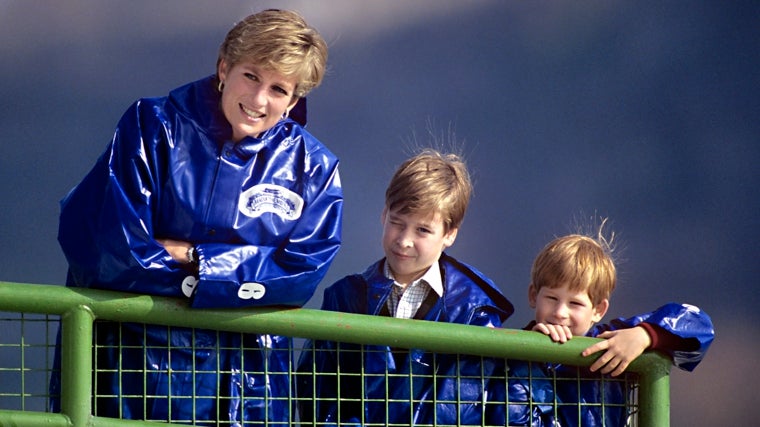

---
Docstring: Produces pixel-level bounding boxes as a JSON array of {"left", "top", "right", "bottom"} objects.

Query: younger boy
[
  {"left": 509, "top": 227, "right": 714, "bottom": 426},
  {"left": 297, "top": 148, "right": 514, "bottom": 426}
]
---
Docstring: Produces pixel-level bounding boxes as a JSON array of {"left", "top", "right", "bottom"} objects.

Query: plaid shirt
[{"left": 384, "top": 261, "right": 444, "bottom": 319}]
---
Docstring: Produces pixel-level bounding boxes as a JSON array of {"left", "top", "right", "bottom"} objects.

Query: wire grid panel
[
  {"left": 0, "top": 312, "right": 59, "bottom": 412},
  {"left": 1, "top": 313, "right": 640, "bottom": 426},
  {"left": 294, "top": 340, "right": 640, "bottom": 427},
  {"left": 90, "top": 321, "right": 296, "bottom": 426}
]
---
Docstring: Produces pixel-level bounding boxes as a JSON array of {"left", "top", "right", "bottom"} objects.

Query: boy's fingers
[{"left": 582, "top": 340, "right": 607, "bottom": 357}]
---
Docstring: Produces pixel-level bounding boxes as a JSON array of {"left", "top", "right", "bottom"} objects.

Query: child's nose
[
  {"left": 553, "top": 304, "right": 569, "bottom": 318},
  {"left": 396, "top": 231, "right": 413, "bottom": 247}
]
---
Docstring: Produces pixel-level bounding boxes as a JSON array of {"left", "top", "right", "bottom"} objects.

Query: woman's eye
[
  {"left": 272, "top": 85, "right": 288, "bottom": 96},
  {"left": 244, "top": 73, "right": 258, "bottom": 81}
]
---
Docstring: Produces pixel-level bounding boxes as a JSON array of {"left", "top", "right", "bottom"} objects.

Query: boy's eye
[
  {"left": 417, "top": 227, "right": 431, "bottom": 234},
  {"left": 244, "top": 72, "right": 258, "bottom": 81},
  {"left": 390, "top": 221, "right": 404, "bottom": 229}
]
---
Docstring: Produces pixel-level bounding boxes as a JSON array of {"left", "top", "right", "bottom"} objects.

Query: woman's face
[{"left": 217, "top": 60, "right": 299, "bottom": 141}]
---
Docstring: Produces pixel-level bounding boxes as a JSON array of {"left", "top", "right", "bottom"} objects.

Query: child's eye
[{"left": 244, "top": 73, "right": 258, "bottom": 81}]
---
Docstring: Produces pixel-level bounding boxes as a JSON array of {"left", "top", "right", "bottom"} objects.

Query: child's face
[
  {"left": 529, "top": 284, "right": 609, "bottom": 336},
  {"left": 381, "top": 208, "right": 457, "bottom": 286}
]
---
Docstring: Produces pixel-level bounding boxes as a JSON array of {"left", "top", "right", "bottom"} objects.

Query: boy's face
[
  {"left": 381, "top": 208, "right": 457, "bottom": 286},
  {"left": 529, "top": 284, "right": 609, "bottom": 336}
]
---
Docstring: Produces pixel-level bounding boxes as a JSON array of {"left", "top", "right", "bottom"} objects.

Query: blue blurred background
[{"left": 1, "top": 1, "right": 757, "bottom": 424}]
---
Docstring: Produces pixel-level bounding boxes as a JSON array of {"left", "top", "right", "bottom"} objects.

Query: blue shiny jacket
[
  {"left": 51, "top": 76, "right": 343, "bottom": 424},
  {"left": 505, "top": 303, "right": 715, "bottom": 426},
  {"left": 296, "top": 253, "right": 515, "bottom": 426}
]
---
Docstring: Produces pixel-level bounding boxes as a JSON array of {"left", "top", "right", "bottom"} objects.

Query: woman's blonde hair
[{"left": 217, "top": 9, "right": 328, "bottom": 98}]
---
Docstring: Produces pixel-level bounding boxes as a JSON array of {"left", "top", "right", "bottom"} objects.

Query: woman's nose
[{"left": 252, "top": 86, "right": 268, "bottom": 105}]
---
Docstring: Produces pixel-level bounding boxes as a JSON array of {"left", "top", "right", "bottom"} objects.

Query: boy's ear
[
  {"left": 528, "top": 284, "right": 538, "bottom": 308},
  {"left": 592, "top": 298, "right": 610, "bottom": 323},
  {"left": 380, "top": 207, "right": 387, "bottom": 225},
  {"left": 442, "top": 227, "right": 458, "bottom": 248}
]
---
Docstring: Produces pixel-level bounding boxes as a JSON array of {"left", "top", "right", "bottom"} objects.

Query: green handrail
[{"left": 0, "top": 281, "right": 671, "bottom": 426}]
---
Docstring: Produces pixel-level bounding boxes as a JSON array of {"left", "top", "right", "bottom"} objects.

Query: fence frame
[{"left": 0, "top": 281, "right": 671, "bottom": 426}]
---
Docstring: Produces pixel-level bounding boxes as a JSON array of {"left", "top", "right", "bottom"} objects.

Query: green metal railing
[{"left": 0, "top": 281, "right": 671, "bottom": 426}]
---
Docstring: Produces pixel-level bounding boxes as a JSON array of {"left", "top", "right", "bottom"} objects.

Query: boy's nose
[
  {"left": 553, "top": 304, "right": 569, "bottom": 318},
  {"left": 396, "top": 232, "right": 413, "bottom": 247}
]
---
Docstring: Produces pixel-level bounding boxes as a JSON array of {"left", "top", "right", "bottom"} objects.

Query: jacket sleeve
[
  {"left": 190, "top": 151, "right": 343, "bottom": 308},
  {"left": 599, "top": 302, "right": 715, "bottom": 371},
  {"left": 58, "top": 100, "right": 189, "bottom": 295}
]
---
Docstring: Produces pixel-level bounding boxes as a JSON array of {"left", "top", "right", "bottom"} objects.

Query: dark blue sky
[{"left": 1, "top": 1, "right": 758, "bottom": 424}]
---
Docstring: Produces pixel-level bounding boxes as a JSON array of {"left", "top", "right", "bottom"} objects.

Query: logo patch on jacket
[{"left": 239, "top": 184, "right": 303, "bottom": 220}]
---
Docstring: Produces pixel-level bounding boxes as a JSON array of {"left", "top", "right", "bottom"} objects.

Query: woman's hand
[
  {"left": 581, "top": 326, "right": 652, "bottom": 377},
  {"left": 156, "top": 238, "right": 193, "bottom": 264}
]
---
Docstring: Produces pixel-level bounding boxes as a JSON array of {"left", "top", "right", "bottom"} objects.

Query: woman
[{"left": 51, "top": 9, "right": 342, "bottom": 425}]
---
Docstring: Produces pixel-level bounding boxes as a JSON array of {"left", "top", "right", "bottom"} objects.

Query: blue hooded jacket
[
  {"left": 51, "top": 76, "right": 343, "bottom": 424},
  {"left": 296, "top": 253, "right": 515, "bottom": 426},
  {"left": 505, "top": 303, "right": 714, "bottom": 426}
]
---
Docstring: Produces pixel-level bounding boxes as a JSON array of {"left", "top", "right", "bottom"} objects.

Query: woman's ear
[
  {"left": 217, "top": 59, "right": 229, "bottom": 82},
  {"left": 286, "top": 96, "right": 300, "bottom": 112}
]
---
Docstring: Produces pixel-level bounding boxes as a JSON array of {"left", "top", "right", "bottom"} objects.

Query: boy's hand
[
  {"left": 581, "top": 326, "right": 652, "bottom": 377},
  {"left": 532, "top": 322, "right": 573, "bottom": 343}
]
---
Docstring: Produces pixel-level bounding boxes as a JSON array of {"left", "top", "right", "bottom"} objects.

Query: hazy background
[{"left": 1, "top": 0, "right": 758, "bottom": 425}]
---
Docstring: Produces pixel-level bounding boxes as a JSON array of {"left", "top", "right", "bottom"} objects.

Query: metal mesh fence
[
  {"left": 1, "top": 313, "right": 639, "bottom": 426},
  {"left": 0, "top": 312, "right": 58, "bottom": 413}
]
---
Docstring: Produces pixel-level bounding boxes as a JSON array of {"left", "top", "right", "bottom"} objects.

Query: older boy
[
  {"left": 508, "top": 228, "right": 714, "bottom": 426},
  {"left": 297, "top": 148, "right": 514, "bottom": 426}
]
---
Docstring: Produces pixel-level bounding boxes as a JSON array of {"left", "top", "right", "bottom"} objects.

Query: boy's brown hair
[
  {"left": 529, "top": 229, "right": 616, "bottom": 306},
  {"left": 385, "top": 148, "right": 472, "bottom": 233}
]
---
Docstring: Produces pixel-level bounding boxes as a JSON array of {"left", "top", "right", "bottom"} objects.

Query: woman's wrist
[{"left": 187, "top": 246, "right": 198, "bottom": 264}]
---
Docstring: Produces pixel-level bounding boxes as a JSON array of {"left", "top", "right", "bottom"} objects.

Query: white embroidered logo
[
  {"left": 239, "top": 184, "right": 304, "bottom": 220},
  {"left": 238, "top": 282, "right": 266, "bottom": 300},
  {"left": 181, "top": 275, "right": 198, "bottom": 298}
]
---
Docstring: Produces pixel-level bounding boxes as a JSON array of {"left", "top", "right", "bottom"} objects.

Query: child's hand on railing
[
  {"left": 532, "top": 322, "right": 573, "bottom": 343},
  {"left": 581, "top": 326, "right": 652, "bottom": 377}
]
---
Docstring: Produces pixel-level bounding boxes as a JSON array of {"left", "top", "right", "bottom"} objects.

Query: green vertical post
[
  {"left": 635, "top": 352, "right": 671, "bottom": 427},
  {"left": 61, "top": 305, "right": 95, "bottom": 427}
]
